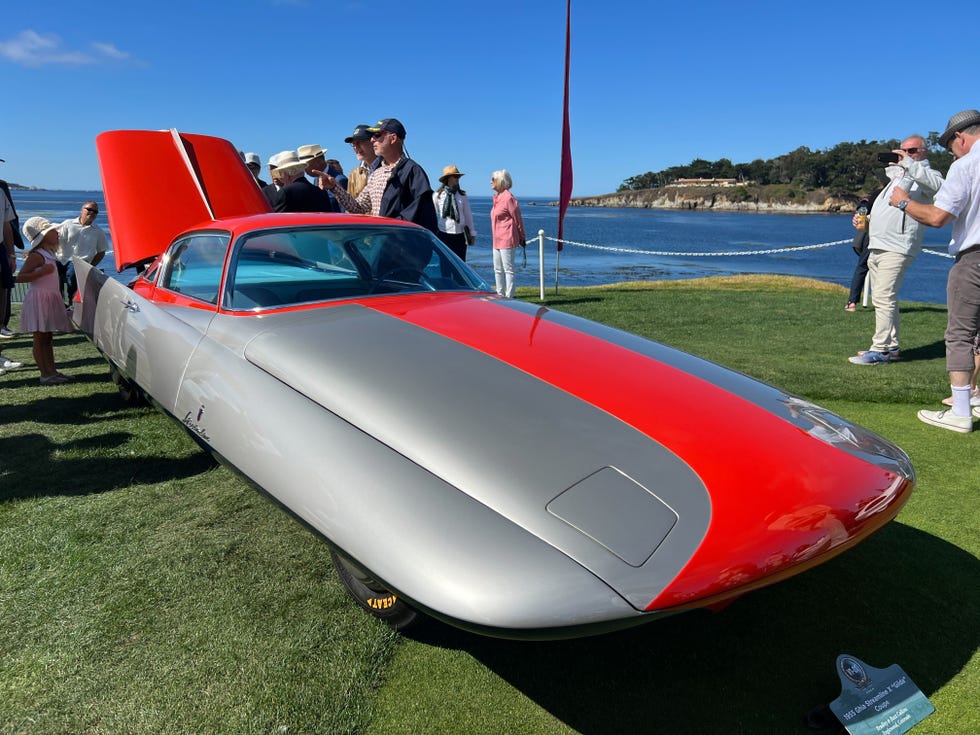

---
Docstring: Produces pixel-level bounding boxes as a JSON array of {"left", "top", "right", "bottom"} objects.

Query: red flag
[{"left": 557, "top": 0, "right": 573, "bottom": 251}]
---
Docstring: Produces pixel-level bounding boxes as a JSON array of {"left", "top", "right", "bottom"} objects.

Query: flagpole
[{"left": 556, "top": 0, "right": 573, "bottom": 294}]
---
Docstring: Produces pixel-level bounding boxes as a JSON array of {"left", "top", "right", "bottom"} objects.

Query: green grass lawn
[{"left": 1, "top": 277, "right": 977, "bottom": 735}]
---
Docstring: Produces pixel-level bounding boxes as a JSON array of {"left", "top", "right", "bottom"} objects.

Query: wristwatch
[{"left": 898, "top": 200, "right": 909, "bottom": 211}]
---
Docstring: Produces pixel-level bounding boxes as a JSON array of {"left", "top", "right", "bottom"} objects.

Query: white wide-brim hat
[
  {"left": 272, "top": 150, "right": 308, "bottom": 177},
  {"left": 22, "top": 216, "right": 59, "bottom": 248},
  {"left": 297, "top": 144, "right": 327, "bottom": 162}
]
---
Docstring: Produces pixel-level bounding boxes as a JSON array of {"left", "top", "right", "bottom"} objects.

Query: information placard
[{"left": 828, "top": 654, "right": 934, "bottom": 735}]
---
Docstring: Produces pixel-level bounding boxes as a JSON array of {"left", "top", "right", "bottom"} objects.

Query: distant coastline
[{"left": 557, "top": 185, "right": 857, "bottom": 214}]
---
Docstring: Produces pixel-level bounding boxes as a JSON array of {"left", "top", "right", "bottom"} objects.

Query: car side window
[{"left": 161, "top": 234, "right": 230, "bottom": 304}]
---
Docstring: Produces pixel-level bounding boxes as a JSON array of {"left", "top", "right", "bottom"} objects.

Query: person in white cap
[
  {"left": 891, "top": 108, "right": 980, "bottom": 432},
  {"left": 262, "top": 153, "right": 284, "bottom": 208},
  {"left": 244, "top": 152, "right": 267, "bottom": 188}
]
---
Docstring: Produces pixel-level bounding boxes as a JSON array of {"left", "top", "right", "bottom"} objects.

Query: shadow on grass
[
  {"left": 0, "top": 430, "right": 217, "bottom": 502},
  {"left": 1, "top": 389, "right": 134, "bottom": 424},
  {"left": 902, "top": 304, "right": 948, "bottom": 315},
  {"left": 413, "top": 522, "right": 977, "bottom": 734},
  {"left": 892, "top": 339, "right": 946, "bottom": 363}
]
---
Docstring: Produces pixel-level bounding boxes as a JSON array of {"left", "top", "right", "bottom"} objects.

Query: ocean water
[{"left": 9, "top": 189, "right": 954, "bottom": 304}]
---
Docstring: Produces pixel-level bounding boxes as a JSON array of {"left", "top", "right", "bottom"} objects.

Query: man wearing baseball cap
[
  {"left": 344, "top": 124, "right": 373, "bottom": 199},
  {"left": 315, "top": 118, "right": 438, "bottom": 234},
  {"left": 890, "top": 109, "right": 980, "bottom": 432}
]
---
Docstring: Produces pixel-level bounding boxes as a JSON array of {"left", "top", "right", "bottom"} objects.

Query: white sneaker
[
  {"left": 0, "top": 356, "right": 23, "bottom": 369},
  {"left": 917, "top": 408, "right": 973, "bottom": 433},
  {"left": 0, "top": 327, "right": 14, "bottom": 338}
]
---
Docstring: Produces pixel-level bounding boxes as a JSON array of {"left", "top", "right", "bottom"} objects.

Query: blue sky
[{"left": 1, "top": 1, "right": 974, "bottom": 198}]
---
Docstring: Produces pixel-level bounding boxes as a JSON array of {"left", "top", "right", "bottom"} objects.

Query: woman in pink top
[{"left": 490, "top": 169, "right": 525, "bottom": 298}]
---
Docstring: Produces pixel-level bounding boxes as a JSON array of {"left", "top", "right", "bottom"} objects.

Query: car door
[{"left": 73, "top": 241, "right": 222, "bottom": 414}]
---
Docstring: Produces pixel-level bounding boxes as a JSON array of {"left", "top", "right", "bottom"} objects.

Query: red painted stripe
[{"left": 368, "top": 294, "right": 909, "bottom": 609}]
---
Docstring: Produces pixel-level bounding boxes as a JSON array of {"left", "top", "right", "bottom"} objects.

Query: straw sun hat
[
  {"left": 297, "top": 144, "right": 327, "bottom": 162},
  {"left": 272, "top": 150, "right": 308, "bottom": 177},
  {"left": 439, "top": 165, "right": 465, "bottom": 184},
  {"left": 22, "top": 216, "right": 59, "bottom": 248}
]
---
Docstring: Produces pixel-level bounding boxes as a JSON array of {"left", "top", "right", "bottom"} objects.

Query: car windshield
[{"left": 224, "top": 224, "right": 490, "bottom": 309}]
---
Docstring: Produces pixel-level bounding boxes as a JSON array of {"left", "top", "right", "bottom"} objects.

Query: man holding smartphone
[
  {"left": 890, "top": 109, "right": 980, "bottom": 432},
  {"left": 848, "top": 135, "right": 944, "bottom": 365}
]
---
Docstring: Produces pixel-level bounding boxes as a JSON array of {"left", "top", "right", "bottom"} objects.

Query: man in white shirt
[
  {"left": 891, "top": 109, "right": 980, "bottom": 432},
  {"left": 847, "top": 135, "right": 944, "bottom": 365},
  {"left": 58, "top": 200, "right": 107, "bottom": 305}
]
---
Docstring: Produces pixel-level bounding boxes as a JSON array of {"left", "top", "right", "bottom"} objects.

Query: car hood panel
[
  {"left": 241, "top": 300, "right": 709, "bottom": 610},
  {"left": 236, "top": 295, "right": 909, "bottom": 611}
]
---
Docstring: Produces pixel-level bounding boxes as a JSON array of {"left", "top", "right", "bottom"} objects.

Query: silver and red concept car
[{"left": 72, "top": 130, "right": 915, "bottom": 638}]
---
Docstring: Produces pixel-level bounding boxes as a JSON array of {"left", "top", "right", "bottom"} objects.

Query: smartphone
[{"left": 877, "top": 152, "right": 901, "bottom": 164}]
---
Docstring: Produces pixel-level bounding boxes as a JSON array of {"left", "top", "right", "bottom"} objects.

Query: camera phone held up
[{"left": 877, "top": 151, "right": 901, "bottom": 164}]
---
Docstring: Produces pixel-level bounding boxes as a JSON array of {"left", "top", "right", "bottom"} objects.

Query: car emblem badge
[{"left": 181, "top": 404, "right": 211, "bottom": 442}]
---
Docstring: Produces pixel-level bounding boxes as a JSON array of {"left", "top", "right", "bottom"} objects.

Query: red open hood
[{"left": 96, "top": 129, "right": 271, "bottom": 270}]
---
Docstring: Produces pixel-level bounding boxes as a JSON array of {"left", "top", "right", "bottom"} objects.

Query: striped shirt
[{"left": 332, "top": 157, "right": 402, "bottom": 216}]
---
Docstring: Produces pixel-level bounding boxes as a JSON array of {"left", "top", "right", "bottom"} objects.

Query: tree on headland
[{"left": 619, "top": 137, "right": 955, "bottom": 195}]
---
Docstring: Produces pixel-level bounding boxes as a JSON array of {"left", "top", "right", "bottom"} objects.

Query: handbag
[{"left": 463, "top": 226, "right": 473, "bottom": 246}]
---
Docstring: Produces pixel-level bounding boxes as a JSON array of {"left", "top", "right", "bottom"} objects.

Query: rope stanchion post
[{"left": 538, "top": 229, "right": 545, "bottom": 301}]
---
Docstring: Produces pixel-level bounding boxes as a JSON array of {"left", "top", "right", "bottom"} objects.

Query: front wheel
[{"left": 330, "top": 550, "right": 421, "bottom": 631}]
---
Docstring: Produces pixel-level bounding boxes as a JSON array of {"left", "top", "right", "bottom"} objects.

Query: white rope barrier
[
  {"left": 544, "top": 235, "right": 851, "bottom": 257},
  {"left": 530, "top": 233, "right": 956, "bottom": 300}
]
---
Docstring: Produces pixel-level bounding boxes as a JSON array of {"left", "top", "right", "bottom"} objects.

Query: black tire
[{"left": 330, "top": 549, "right": 421, "bottom": 631}]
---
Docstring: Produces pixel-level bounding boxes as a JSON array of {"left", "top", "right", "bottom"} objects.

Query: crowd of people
[
  {"left": 5, "top": 108, "right": 977, "bottom": 428},
  {"left": 243, "top": 118, "right": 523, "bottom": 289},
  {"left": 0, "top": 116, "right": 529, "bottom": 385}
]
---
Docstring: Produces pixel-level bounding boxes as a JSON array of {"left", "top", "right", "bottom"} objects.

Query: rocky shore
[{"left": 560, "top": 185, "right": 857, "bottom": 213}]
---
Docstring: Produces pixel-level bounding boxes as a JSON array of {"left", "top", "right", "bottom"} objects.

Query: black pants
[
  {"left": 437, "top": 231, "right": 468, "bottom": 261},
  {"left": 848, "top": 246, "right": 870, "bottom": 304},
  {"left": 56, "top": 261, "right": 70, "bottom": 306}
]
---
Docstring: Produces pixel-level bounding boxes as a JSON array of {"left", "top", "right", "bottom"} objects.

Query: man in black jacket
[
  {"left": 272, "top": 151, "right": 334, "bottom": 213},
  {"left": 0, "top": 166, "right": 24, "bottom": 337},
  {"left": 315, "top": 119, "right": 438, "bottom": 234}
]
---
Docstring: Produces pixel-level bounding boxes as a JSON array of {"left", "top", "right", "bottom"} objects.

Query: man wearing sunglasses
[
  {"left": 315, "top": 118, "right": 438, "bottom": 235},
  {"left": 891, "top": 109, "right": 980, "bottom": 432},
  {"left": 57, "top": 201, "right": 107, "bottom": 306},
  {"left": 848, "top": 135, "right": 944, "bottom": 366}
]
